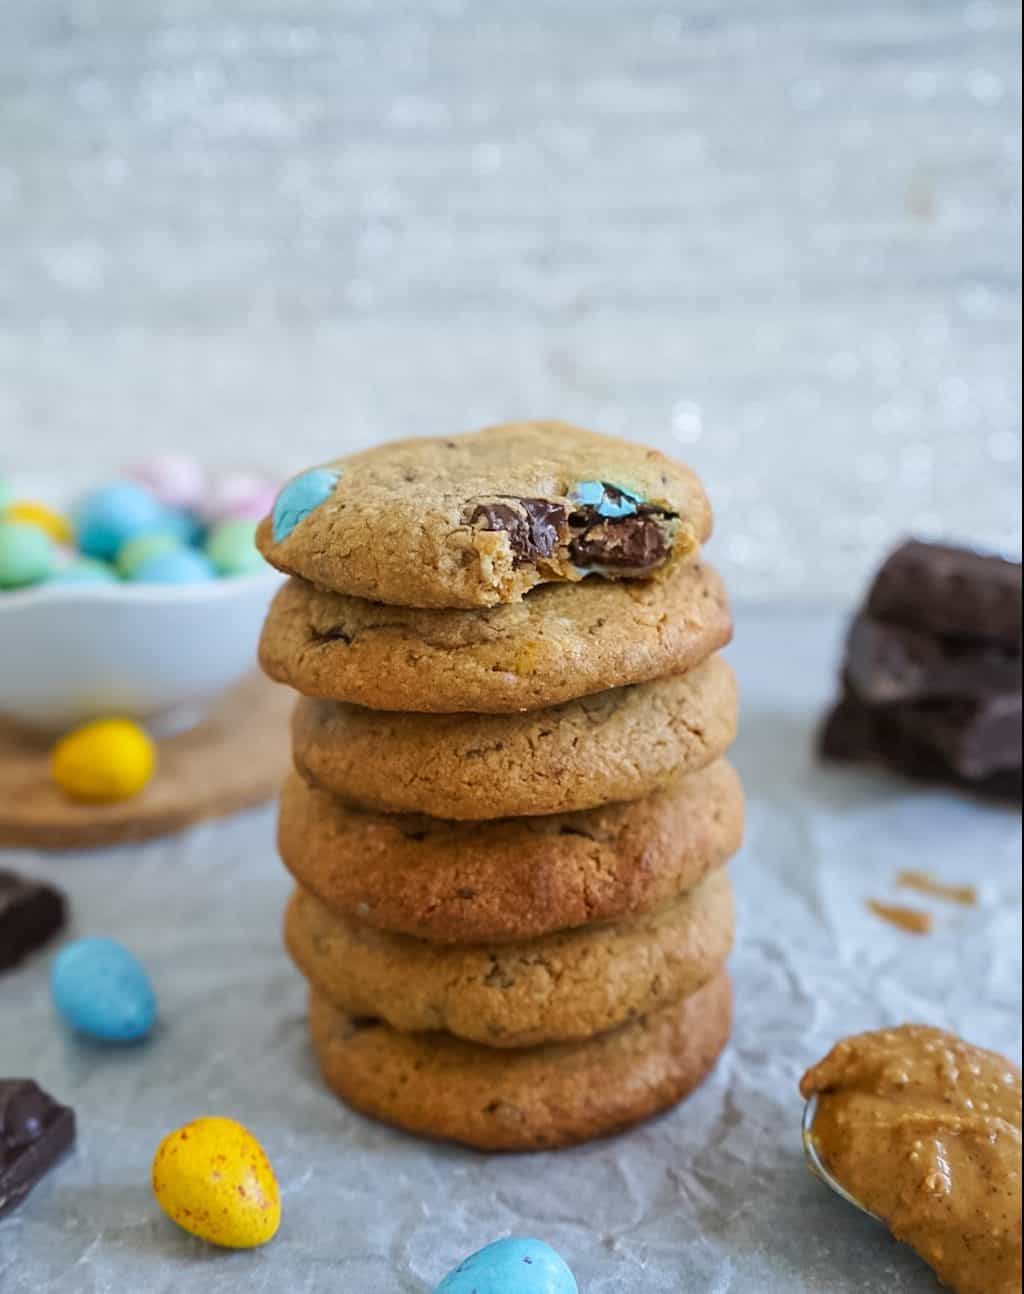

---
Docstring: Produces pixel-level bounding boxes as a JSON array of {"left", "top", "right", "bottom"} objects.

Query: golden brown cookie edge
[{"left": 307, "top": 971, "right": 732, "bottom": 1151}]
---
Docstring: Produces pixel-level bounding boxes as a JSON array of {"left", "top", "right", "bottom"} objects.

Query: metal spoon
[{"left": 801, "top": 1096, "right": 880, "bottom": 1222}]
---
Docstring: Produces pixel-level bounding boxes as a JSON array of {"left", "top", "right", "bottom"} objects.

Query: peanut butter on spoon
[{"left": 801, "top": 1025, "right": 1022, "bottom": 1294}]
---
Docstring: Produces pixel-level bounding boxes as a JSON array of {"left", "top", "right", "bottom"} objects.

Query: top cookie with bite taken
[{"left": 256, "top": 421, "right": 711, "bottom": 608}]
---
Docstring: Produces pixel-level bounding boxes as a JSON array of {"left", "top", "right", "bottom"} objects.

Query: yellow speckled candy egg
[
  {"left": 50, "top": 718, "right": 156, "bottom": 802},
  {"left": 4, "top": 499, "right": 73, "bottom": 545},
  {"left": 152, "top": 1117, "right": 281, "bottom": 1249}
]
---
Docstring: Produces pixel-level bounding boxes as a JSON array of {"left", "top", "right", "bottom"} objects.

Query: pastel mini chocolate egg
[
  {"left": 434, "top": 1237, "right": 578, "bottom": 1294},
  {"left": 51, "top": 717, "right": 156, "bottom": 802},
  {"left": 3, "top": 500, "right": 73, "bottom": 545},
  {"left": 271, "top": 468, "right": 340, "bottom": 542},
  {"left": 160, "top": 507, "right": 205, "bottom": 547},
  {"left": 50, "top": 557, "right": 119, "bottom": 584},
  {"left": 129, "top": 454, "right": 205, "bottom": 510},
  {"left": 201, "top": 474, "right": 278, "bottom": 524},
  {"left": 0, "top": 521, "right": 55, "bottom": 589},
  {"left": 204, "top": 519, "right": 264, "bottom": 576},
  {"left": 130, "top": 548, "right": 216, "bottom": 584},
  {"left": 152, "top": 1117, "right": 281, "bottom": 1249},
  {"left": 116, "top": 531, "right": 182, "bottom": 579},
  {"left": 51, "top": 937, "right": 156, "bottom": 1042},
  {"left": 74, "top": 482, "right": 167, "bottom": 561}
]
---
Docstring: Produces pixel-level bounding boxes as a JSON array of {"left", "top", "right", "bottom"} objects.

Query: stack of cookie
[{"left": 257, "top": 422, "right": 742, "bottom": 1151}]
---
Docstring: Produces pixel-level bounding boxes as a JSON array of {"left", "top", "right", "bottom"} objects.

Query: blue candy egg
[
  {"left": 74, "top": 482, "right": 167, "bottom": 561},
  {"left": 572, "top": 480, "right": 641, "bottom": 520},
  {"left": 160, "top": 507, "right": 205, "bottom": 547},
  {"left": 130, "top": 548, "right": 217, "bottom": 584},
  {"left": 271, "top": 468, "right": 340, "bottom": 542},
  {"left": 51, "top": 938, "right": 156, "bottom": 1042},
  {"left": 434, "top": 1237, "right": 578, "bottom": 1294}
]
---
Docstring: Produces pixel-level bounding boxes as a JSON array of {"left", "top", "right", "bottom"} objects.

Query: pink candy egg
[
  {"left": 200, "top": 474, "right": 277, "bottom": 523},
  {"left": 129, "top": 455, "right": 205, "bottom": 511}
]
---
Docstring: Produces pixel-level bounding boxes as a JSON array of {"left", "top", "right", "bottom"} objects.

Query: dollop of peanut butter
[{"left": 801, "top": 1024, "right": 1022, "bottom": 1294}]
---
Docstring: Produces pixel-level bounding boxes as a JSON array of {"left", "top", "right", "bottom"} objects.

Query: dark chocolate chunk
[
  {"left": 0, "top": 1080, "right": 75, "bottom": 1217},
  {"left": 567, "top": 485, "right": 678, "bottom": 573},
  {"left": 821, "top": 694, "right": 1022, "bottom": 801},
  {"left": 469, "top": 499, "right": 567, "bottom": 563},
  {"left": 568, "top": 513, "right": 671, "bottom": 570},
  {"left": 896, "top": 692, "right": 1021, "bottom": 779},
  {"left": 867, "top": 541, "right": 1022, "bottom": 648},
  {"left": 468, "top": 487, "right": 679, "bottom": 574},
  {"left": 0, "top": 871, "right": 67, "bottom": 973},
  {"left": 845, "top": 614, "right": 1023, "bottom": 705}
]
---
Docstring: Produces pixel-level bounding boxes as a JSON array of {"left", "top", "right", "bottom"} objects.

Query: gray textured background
[{"left": 1, "top": 0, "right": 1020, "bottom": 600}]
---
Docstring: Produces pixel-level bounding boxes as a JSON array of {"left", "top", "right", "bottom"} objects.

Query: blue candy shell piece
[
  {"left": 74, "top": 482, "right": 167, "bottom": 561},
  {"left": 51, "top": 938, "right": 156, "bottom": 1042},
  {"left": 272, "top": 468, "right": 340, "bottom": 542},
  {"left": 571, "top": 480, "right": 640, "bottom": 520},
  {"left": 130, "top": 548, "right": 217, "bottom": 584},
  {"left": 434, "top": 1237, "right": 578, "bottom": 1294}
]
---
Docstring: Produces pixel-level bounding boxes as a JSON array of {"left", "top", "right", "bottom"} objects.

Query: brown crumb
[
  {"left": 867, "top": 900, "right": 934, "bottom": 935},
  {"left": 896, "top": 869, "right": 978, "bottom": 907}
]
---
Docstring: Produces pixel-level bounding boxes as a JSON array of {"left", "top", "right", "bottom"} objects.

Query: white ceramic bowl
[{"left": 0, "top": 572, "right": 284, "bottom": 734}]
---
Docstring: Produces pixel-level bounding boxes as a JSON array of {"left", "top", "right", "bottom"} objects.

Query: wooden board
[{"left": 0, "top": 676, "right": 292, "bottom": 850}]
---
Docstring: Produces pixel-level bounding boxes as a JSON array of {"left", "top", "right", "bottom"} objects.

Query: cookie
[
  {"left": 260, "top": 559, "right": 731, "bottom": 713},
  {"left": 307, "top": 971, "right": 732, "bottom": 1151},
  {"left": 284, "top": 868, "right": 734, "bottom": 1048},
  {"left": 256, "top": 422, "right": 712, "bottom": 608},
  {"left": 292, "top": 654, "right": 738, "bottom": 819},
  {"left": 277, "top": 760, "right": 743, "bottom": 943}
]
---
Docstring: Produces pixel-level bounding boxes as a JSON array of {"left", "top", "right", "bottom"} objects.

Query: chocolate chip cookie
[
  {"left": 260, "top": 559, "right": 731, "bottom": 713},
  {"left": 284, "top": 869, "right": 734, "bottom": 1048},
  {"left": 256, "top": 422, "right": 711, "bottom": 608},
  {"left": 307, "top": 971, "right": 732, "bottom": 1151},
  {"left": 277, "top": 760, "right": 743, "bottom": 942},
  {"left": 291, "top": 653, "right": 738, "bottom": 819}
]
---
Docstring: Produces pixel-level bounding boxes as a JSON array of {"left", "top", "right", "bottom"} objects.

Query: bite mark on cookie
[{"left": 467, "top": 481, "right": 681, "bottom": 577}]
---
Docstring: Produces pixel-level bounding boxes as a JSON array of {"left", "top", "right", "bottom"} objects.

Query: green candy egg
[
  {"left": 116, "top": 531, "right": 182, "bottom": 578},
  {"left": 0, "top": 520, "right": 55, "bottom": 589},
  {"left": 52, "top": 557, "right": 119, "bottom": 585},
  {"left": 205, "top": 519, "right": 265, "bottom": 576}
]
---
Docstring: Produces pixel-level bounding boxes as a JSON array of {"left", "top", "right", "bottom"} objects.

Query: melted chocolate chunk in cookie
[
  {"left": 469, "top": 499, "right": 567, "bottom": 563},
  {"left": 0, "top": 1080, "right": 75, "bottom": 1217},
  {"left": 469, "top": 483, "right": 678, "bottom": 574},
  {"left": 569, "top": 513, "right": 670, "bottom": 570},
  {"left": 568, "top": 482, "right": 677, "bottom": 572}
]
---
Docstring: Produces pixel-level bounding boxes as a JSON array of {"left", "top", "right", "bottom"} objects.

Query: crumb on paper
[
  {"left": 867, "top": 900, "right": 934, "bottom": 935},
  {"left": 896, "top": 870, "right": 978, "bottom": 907}
]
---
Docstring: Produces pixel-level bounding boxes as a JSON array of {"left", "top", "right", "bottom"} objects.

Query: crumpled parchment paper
[{"left": 2, "top": 606, "right": 1020, "bottom": 1293}]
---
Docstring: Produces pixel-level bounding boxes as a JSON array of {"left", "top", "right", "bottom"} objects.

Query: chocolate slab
[
  {"left": 820, "top": 695, "right": 1022, "bottom": 802},
  {"left": 845, "top": 614, "right": 1023, "bottom": 705},
  {"left": 0, "top": 871, "right": 67, "bottom": 972},
  {"left": 867, "top": 541, "right": 1022, "bottom": 648},
  {"left": 0, "top": 1080, "right": 76, "bottom": 1217}
]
